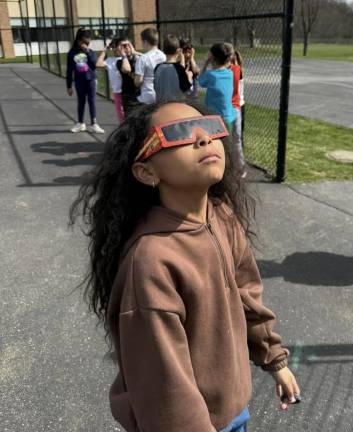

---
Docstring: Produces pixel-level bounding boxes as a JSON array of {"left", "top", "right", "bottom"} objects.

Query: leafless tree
[
  {"left": 238, "top": 0, "right": 257, "bottom": 48},
  {"left": 299, "top": 0, "right": 321, "bottom": 56}
]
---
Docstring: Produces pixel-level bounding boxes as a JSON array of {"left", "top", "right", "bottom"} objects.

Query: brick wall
[
  {"left": 0, "top": 2, "right": 15, "bottom": 58},
  {"left": 127, "top": 0, "right": 157, "bottom": 49}
]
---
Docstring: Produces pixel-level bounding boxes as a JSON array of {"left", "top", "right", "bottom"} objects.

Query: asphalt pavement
[
  {"left": 289, "top": 59, "right": 353, "bottom": 129},
  {"left": 1, "top": 64, "right": 353, "bottom": 432}
]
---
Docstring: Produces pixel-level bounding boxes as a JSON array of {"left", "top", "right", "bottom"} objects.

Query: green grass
[
  {"left": 194, "top": 44, "right": 281, "bottom": 64},
  {"left": 285, "top": 114, "right": 353, "bottom": 182},
  {"left": 0, "top": 55, "right": 39, "bottom": 64},
  {"left": 291, "top": 43, "right": 353, "bottom": 62},
  {"left": 195, "top": 43, "right": 353, "bottom": 63},
  {"left": 244, "top": 104, "right": 353, "bottom": 182},
  {"left": 3, "top": 48, "right": 352, "bottom": 183}
]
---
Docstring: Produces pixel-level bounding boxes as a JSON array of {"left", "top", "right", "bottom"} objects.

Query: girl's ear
[{"left": 132, "top": 162, "right": 159, "bottom": 187}]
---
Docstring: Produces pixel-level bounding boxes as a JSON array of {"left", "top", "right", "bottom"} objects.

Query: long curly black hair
[{"left": 69, "top": 100, "right": 256, "bottom": 331}]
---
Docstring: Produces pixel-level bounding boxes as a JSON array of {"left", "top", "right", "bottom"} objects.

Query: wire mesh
[
  {"left": 7, "top": 0, "right": 291, "bottom": 178},
  {"left": 159, "top": 15, "right": 284, "bottom": 176}
]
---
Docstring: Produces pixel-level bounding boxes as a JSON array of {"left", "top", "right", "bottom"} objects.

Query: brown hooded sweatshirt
[{"left": 107, "top": 200, "right": 288, "bottom": 432}]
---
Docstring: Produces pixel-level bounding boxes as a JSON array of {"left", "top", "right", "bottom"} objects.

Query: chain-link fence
[
  {"left": 156, "top": 0, "right": 293, "bottom": 179},
  {"left": 2, "top": 0, "right": 293, "bottom": 180}
]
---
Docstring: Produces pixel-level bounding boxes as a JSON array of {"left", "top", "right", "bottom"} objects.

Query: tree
[
  {"left": 299, "top": 0, "right": 321, "bottom": 56},
  {"left": 237, "top": 0, "right": 258, "bottom": 48}
]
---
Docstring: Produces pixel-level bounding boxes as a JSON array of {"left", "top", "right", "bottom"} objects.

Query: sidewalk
[{"left": 1, "top": 64, "right": 353, "bottom": 432}]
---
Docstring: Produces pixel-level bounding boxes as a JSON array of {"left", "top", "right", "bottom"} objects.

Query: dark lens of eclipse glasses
[{"left": 161, "top": 118, "right": 225, "bottom": 142}]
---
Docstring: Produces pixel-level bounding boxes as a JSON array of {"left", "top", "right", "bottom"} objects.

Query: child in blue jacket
[{"left": 198, "top": 43, "right": 236, "bottom": 133}]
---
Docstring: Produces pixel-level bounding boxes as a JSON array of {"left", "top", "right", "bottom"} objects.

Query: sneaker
[
  {"left": 89, "top": 123, "right": 105, "bottom": 134},
  {"left": 70, "top": 123, "right": 86, "bottom": 133}
]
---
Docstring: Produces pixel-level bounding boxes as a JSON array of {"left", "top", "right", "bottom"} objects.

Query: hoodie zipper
[{"left": 206, "top": 222, "right": 230, "bottom": 288}]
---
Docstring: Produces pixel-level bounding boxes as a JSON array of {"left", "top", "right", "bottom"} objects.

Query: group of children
[
  {"left": 66, "top": 28, "right": 246, "bottom": 174},
  {"left": 69, "top": 27, "right": 301, "bottom": 432}
]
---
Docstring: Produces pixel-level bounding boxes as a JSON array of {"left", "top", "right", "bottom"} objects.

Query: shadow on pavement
[
  {"left": 258, "top": 252, "right": 353, "bottom": 286},
  {"left": 286, "top": 343, "right": 353, "bottom": 365},
  {"left": 31, "top": 141, "right": 103, "bottom": 156},
  {"left": 250, "top": 342, "right": 353, "bottom": 431}
]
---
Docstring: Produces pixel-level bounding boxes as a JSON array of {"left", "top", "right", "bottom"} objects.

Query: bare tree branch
[{"left": 300, "top": 0, "right": 321, "bottom": 56}]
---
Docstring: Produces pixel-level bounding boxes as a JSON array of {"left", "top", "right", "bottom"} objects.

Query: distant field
[
  {"left": 2, "top": 43, "right": 352, "bottom": 66},
  {"left": 291, "top": 43, "right": 353, "bottom": 62}
]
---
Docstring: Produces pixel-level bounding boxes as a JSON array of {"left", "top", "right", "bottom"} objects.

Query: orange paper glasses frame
[{"left": 134, "top": 115, "right": 229, "bottom": 162}]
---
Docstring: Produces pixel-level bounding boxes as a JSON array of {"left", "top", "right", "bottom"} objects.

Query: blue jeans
[
  {"left": 219, "top": 408, "right": 249, "bottom": 432},
  {"left": 75, "top": 79, "right": 97, "bottom": 124},
  {"left": 232, "top": 108, "right": 245, "bottom": 170}
]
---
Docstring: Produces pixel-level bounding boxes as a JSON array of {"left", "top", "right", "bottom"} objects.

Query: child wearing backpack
[{"left": 70, "top": 101, "right": 300, "bottom": 432}]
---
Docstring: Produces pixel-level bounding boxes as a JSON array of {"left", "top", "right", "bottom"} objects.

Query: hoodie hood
[{"left": 122, "top": 199, "right": 216, "bottom": 258}]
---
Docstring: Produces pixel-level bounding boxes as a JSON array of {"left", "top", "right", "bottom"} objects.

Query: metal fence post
[
  {"left": 100, "top": 0, "right": 111, "bottom": 99},
  {"left": 52, "top": 0, "right": 62, "bottom": 76},
  {"left": 276, "top": 0, "right": 294, "bottom": 182},
  {"left": 19, "top": 0, "right": 29, "bottom": 62},
  {"left": 40, "top": 0, "right": 50, "bottom": 71},
  {"left": 33, "top": 0, "right": 42, "bottom": 67},
  {"left": 156, "top": 0, "right": 161, "bottom": 46},
  {"left": 24, "top": 0, "right": 33, "bottom": 63}
]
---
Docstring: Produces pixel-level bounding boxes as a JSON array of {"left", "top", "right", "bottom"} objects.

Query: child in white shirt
[{"left": 97, "top": 39, "right": 124, "bottom": 123}]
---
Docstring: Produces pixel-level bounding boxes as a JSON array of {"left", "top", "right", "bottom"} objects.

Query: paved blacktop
[
  {"left": 1, "top": 63, "right": 353, "bottom": 432},
  {"left": 289, "top": 59, "right": 353, "bottom": 129}
]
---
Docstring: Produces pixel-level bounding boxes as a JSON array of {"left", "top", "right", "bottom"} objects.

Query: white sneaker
[
  {"left": 70, "top": 123, "right": 86, "bottom": 133},
  {"left": 89, "top": 123, "right": 105, "bottom": 134}
]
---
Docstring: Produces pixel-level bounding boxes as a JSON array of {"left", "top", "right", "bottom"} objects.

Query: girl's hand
[
  {"left": 80, "top": 42, "right": 89, "bottom": 52},
  {"left": 186, "top": 70, "right": 193, "bottom": 82},
  {"left": 67, "top": 88, "right": 73, "bottom": 97},
  {"left": 191, "top": 47, "right": 195, "bottom": 59},
  {"left": 205, "top": 52, "right": 212, "bottom": 65},
  {"left": 271, "top": 367, "right": 300, "bottom": 410},
  {"left": 128, "top": 41, "right": 137, "bottom": 54}
]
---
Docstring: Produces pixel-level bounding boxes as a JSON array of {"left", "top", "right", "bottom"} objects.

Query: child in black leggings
[{"left": 66, "top": 29, "right": 104, "bottom": 134}]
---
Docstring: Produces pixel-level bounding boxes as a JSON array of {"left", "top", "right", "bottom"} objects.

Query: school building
[{"left": 0, "top": 0, "right": 156, "bottom": 58}]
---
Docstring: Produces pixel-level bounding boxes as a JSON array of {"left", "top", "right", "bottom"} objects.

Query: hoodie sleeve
[
  {"left": 174, "top": 63, "right": 192, "bottom": 92},
  {"left": 116, "top": 249, "right": 216, "bottom": 432},
  {"left": 233, "top": 225, "right": 289, "bottom": 372},
  {"left": 86, "top": 49, "right": 97, "bottom": 71},
  {"left": 66, "top": 50, "right": 74, "bottom": 89},
  {"left": 198, "top": 70, "right": 210, "bottom": 88}
]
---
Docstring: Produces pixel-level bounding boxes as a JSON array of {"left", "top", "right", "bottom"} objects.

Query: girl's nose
[{"left": 195, "top": 129, "right": 212, "bottom": 147}]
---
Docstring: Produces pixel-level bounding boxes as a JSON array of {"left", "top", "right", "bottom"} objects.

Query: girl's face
[
  {"left": 183, "top": 48, "right": 192, "bottom": 60},
  {"left": 113, "top": 44, "right": 121, "bottom": 57},
  {"left": 79, "top": 37, "right": 90, "bottom": 49},
  {"left": 142, "top": 103, "right": 225, "bottom": 191}
]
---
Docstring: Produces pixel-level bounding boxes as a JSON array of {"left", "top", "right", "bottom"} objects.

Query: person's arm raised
[
  {"left": 134, "top": 55, "right": 144, "bottom": 88},
  {"left": 96, "top": 46, "right": 107, "bottom": 68},
  {"left": 121, "top": 56, "right": 132, "bottom": 74},
  {"left": 190, "top": 48, "right": 201, "bottom": 75}
]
